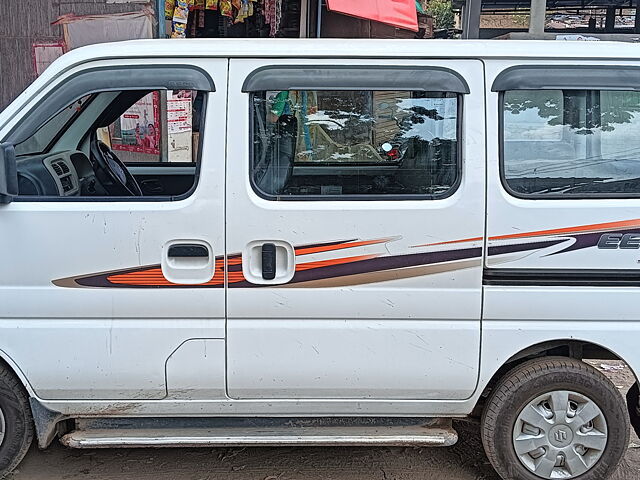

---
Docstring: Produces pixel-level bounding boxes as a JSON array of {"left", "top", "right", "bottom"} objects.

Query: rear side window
[
  {"left": 502, "top": 89, "right": 640, "bottom": 197},
  {"left": 251, "top": 89, "right": 460, "bottom": 199}
]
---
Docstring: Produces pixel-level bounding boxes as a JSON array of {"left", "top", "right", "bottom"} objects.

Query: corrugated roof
[{"left": 452, "top": 0, "right": 634, "bottom": 10}]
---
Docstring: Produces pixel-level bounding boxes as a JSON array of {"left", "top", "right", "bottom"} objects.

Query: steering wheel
[{"left": 95, "top": 140, "right": 143, "bottom": 196}]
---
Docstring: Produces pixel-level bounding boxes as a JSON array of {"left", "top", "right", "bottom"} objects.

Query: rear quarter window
[{"left": 502, "top": 88, "right": 640, "bottom": 198}]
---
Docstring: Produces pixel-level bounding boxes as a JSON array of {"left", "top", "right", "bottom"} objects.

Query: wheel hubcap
[{"left": 512, "top": 390, "right": 608, "bottom": 479}]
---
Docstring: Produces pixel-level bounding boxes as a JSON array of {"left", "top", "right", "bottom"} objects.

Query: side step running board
[{"left": 61, "top": 417, "right": 458, "bottom": 449}]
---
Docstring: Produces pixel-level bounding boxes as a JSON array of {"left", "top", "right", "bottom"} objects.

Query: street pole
[
  {"left": 157, "top": 0, "right": 167, "bottom": 38},
  {"left": 529, "top": 0, "right": 547, "bottom": 36},
  {"left": 461, "top": 0, "right": 481, "bottom": 39},
  {"left": 300, "top": 0, "right": 309, "bottom": 37},
  {"left": 317, "top": 0, "right": 323, "bottom": 38}
]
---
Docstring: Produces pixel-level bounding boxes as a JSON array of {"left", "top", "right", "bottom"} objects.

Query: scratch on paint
[{"left": 134, "top": 229, "right": 141, "bottom": 265}]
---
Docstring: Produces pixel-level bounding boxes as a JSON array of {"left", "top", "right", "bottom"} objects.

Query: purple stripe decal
[
  {"left": 545, "top": 228, "right": 640, "bottom": 256},
  {"left": 488, "top": 239, "right": 567, "bottom": 257},
  {"left": 284, "top": 246, "right": 483, "bottom": 286}
]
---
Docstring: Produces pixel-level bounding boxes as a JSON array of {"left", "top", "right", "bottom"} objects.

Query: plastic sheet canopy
[{"left": 326, "top": 0, "right": 419, "bottom": 32}]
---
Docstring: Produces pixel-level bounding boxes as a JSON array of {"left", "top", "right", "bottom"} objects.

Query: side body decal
[{"left": 53, "top": 219, "right": 640, "bottom": 288}]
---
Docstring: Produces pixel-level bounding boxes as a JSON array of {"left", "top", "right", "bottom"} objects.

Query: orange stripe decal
[
  {"left": 296, "top": 238, "right": 390, "bottom": 256},
  {"left": 295, "top": 254, "right": 379, "bottom": 271},
  {"left": 413, "top": 219, "right": 640, "bottom": 248},
  {"left": 489, "top": 218, "right": 640, "bottom": 241},
  {"left": 413, "top": 236, "right": 483, "bottom": 248}
]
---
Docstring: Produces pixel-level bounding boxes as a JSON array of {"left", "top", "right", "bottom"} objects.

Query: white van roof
[
  {"left": 67, "top": 38, "right": 640, "bottom": 62},
  {"left": 1, "top": 39, "right": 638, "bottom": 132}
]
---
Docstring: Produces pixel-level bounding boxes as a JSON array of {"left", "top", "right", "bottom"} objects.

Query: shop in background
[
  {"left": 163, "top": 0, "right": 433, "bottom": 39},
  {"left": 165, "top": 0, "right": 301, "bottom": 38}
]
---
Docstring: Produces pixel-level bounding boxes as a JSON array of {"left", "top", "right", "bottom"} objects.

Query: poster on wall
[
  {"left": 167, "top": 90, "right": 193, "bottom": 162},
  {"left": 32, "top": 42, "right": 66, "bottom": 76},
  {"left": 111, "top": 92, "right": 160, "bottom": 155}
]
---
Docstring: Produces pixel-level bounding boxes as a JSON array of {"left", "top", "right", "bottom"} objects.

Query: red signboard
[{"left": 326, "top": 0, "right": 418, "bottom": 32}]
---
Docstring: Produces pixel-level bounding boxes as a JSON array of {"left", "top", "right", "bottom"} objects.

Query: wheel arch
[
  {"left": 472, "top": 338, "right": 639, "bottom": 417},
  {"left": 0, "top": 349, "right": 68, "bottom": 448},
  {"left": 0, "top": 348, "right": 36, "bottom": 397}
]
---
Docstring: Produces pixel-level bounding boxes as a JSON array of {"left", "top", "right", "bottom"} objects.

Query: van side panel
[{"left": 482, "top": 58, "right": 640, "bottom": 388}]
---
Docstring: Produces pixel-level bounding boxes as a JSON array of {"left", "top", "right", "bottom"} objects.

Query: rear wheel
[
  {"left": 0, "top": 365, "right": 33, "bottom": 478},
  {"left": 481, "top": 357, "right": 629, "bottom": 480}
]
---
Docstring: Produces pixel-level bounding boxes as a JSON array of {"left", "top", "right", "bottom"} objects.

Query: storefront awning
[{"left": 326, "top": 0, "right": 419, "bottom": 32}]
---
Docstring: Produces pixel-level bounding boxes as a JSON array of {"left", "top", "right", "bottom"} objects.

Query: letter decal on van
[{"left": 597, "top": 233, "right": 640, "bottom": 249}]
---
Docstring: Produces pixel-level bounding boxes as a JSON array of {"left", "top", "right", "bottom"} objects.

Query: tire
[
  {"left": 626, "top": 382, "right": 640, "bottom": 438},
  {"left": 481, "top": 357, "right": 629, "bottom": 480},
  {"left": 0, "top": 365, "right": 33, "bottom": 479}
]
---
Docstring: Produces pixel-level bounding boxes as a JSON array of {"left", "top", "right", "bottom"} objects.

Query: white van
[{"left": 0, "top": 39, "right": 639, "bottom": 480}]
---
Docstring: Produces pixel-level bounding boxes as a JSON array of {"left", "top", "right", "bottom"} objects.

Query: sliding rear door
[{"left": 225, "top": 58, "right": 486, "bottom": 401}]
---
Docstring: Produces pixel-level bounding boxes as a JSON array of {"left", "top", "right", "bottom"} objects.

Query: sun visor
[
  {"left": 492, "top": 65, "right": 640, "bottom": 92},
  {"left": 242, "top": 65, "right": 470, "bottom": 94}
]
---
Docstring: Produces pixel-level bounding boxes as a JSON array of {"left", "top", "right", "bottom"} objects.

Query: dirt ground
[{"left": 8, "top": 360, "right": 640, "bottom": 480}]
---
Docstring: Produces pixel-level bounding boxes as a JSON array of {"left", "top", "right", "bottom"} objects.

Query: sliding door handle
[
  {"left": 262, "top": 243, "right": 277, "bottom": 280},
  {"left": 243, "top": 240, "right": 295, "bottom": 285}
]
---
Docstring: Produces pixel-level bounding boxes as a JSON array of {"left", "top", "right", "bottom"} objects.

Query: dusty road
[{"left": 8, "top": 361, "right": 640, "bottom": 480}]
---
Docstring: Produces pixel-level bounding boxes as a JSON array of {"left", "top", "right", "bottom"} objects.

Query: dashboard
[{"left": 16, "top": 150, "right": 106, "bottom": 197}]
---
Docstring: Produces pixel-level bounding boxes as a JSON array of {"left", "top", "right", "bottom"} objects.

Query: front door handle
[
  {"left": 168, "top": 244, "right": 209, "bottom": 258},
  {"left": 140, "top": 179, "right": 165, "bottom": 195},
  {"left": 162, "top": 241, "right": 214, "bottom": 284}
]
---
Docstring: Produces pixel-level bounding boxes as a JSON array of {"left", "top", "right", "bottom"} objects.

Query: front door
[
  {"left": 0, "top": 58, "right": 227, "bottom": 400},
  {"left": 226, "top": 58, "right": 485, "bottom": 400}
]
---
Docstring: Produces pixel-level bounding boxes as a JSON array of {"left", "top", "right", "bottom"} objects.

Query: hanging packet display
[
  {"left": 173, "top": 0, "right": 190, "bottom": 23},
  {"left": 219, "top": 0, "right": 233, "bottom": 17},
  {"left": 171, "top": 0, "right": 192, "bottom": 37},
  {"left": 206, "top": 0, "right": 218, "bottom": 9},
  {"left": 165, "top": 0, "right": 176, "bottom": 19},
  {"left": 171, "top": 22, "right": 187, "bottom": 38},
  {"left": 232, "top": 0, "right": 244, "bottom": 23}
]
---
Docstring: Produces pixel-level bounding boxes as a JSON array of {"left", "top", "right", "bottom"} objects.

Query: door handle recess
[
  {"left": 168, "top": 244, "right": 209, "bottom": 258},
  {"left": 243, "top": 240, "right": 295, "bottom": 285},
  {"left": 162, "top": 240, "right": 214, "bottom": 285},
  {"left": 262, "top": 243, "right": 276, "bottom": 280}
]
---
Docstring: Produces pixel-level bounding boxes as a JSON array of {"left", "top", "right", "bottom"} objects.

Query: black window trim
[
  {"left": 498, "top": 88, "right": 640, "bottom": 200},
  {"left": 248, "top": 90, "right": 464, "bottom": 202},
  {"left": 242, "top": 65, "right": 470, "bottom": 94},
  {"left": 6, "top": 65, "right": 215, "bottom": 146},
  {"left": 492, "top": 65, "right": 640, "bottom": 93}
]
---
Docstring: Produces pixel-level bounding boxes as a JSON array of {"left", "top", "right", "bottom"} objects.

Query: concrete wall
[{"left": 0, "top": 0, "right": 153, "bottom": 111}]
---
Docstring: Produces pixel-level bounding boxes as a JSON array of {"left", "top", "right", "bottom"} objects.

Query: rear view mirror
[{"left": 0, "top": 143, "right": 17, "bottom": 204}]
